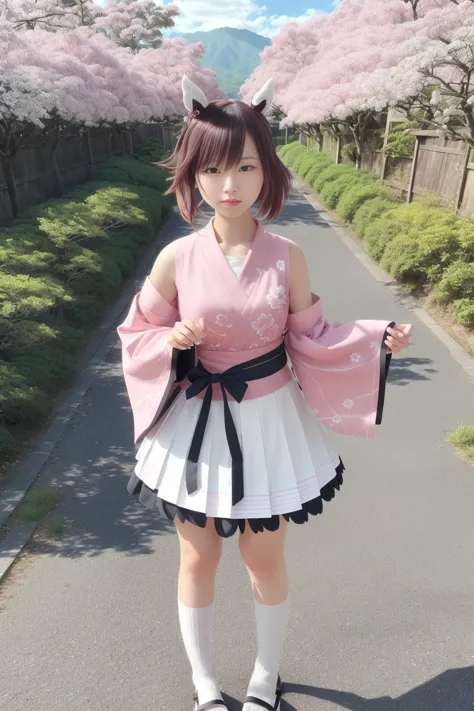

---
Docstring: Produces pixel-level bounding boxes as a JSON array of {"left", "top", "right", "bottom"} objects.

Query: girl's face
[{"left": 195, "top": 132, "right": 264, "bottom": 218}]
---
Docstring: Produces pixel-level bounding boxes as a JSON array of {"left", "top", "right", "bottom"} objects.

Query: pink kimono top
[{"left": 117, "top": 218, "right": 395, "bottom": 446}]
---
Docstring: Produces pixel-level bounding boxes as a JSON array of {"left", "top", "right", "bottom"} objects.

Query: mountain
[{"left": 169, "top": 27, "right": 271, "bottom": 98}]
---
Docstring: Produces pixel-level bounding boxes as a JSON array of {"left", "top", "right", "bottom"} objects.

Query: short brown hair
[{"left": 157, "top": 99, "right": 292, "bottom": 228}]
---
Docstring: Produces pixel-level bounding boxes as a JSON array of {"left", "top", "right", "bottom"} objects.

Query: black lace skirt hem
[{"left": 126, "top": 458, "right": 345, "bottom": 538}]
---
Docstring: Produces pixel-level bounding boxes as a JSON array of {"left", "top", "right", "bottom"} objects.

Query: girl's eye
[{"left": 203, "top": 165, "right": 255, "bottom": 175}]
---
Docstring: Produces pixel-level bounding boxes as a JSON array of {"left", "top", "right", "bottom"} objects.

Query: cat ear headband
[{"left": 182, "top": 74, "right": 274, "bottom": 123}]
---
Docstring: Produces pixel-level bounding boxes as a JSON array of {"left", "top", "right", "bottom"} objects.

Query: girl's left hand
[{"left": 385, "top": 323, "right": 413, "bottom": 354}]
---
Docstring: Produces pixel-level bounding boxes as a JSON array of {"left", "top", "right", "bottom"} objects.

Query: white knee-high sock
[
  {"left": 177, "top": 600, "right": 225, "bottom": 709},
  {"left": 243, "top": 597, "right": 290, "bottom": 710}
]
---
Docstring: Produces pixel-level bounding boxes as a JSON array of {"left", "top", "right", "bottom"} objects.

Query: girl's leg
[
  {"left": 175, "top": 515, "right": 226, "bottom": 710},
  {"left": 239, "top": 518, "right": 290, "bottom": 710}
]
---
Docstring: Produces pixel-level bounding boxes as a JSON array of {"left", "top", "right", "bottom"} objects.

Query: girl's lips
[{"left": 222, "top": 200, "right": 241, "bottom": 204}]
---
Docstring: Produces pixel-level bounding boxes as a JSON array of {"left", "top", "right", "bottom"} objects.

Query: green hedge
[
  {"left": 0, "top": 147, "right": 172, "bottom": 460},
  {"left": 277, "top": 140, "right": 474, "bottom": 329}
]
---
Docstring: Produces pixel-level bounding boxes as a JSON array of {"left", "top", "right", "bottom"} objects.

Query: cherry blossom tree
[
  {"left": 244, "top": 0, "right": 474, "bottom": 168},
  {"left": 366, "top": 1, "right": 474, "bottom": 147},
  {"left": 92, "top": 0, "right": 179, "bottom": 52},
  {"left": 1, "top": 0, "right": 179, "bottom": 52},
  {"left": 131, "top": 37, "right": 227, "bottom": 118},
  {"left": 0, "top": 13, "right": 224, "bottom": 215},
  {"left": 256, "top": 0, "right": 414, "bottom": 166},
  {"left": 1, "top": 0, "right": 98, "bottom": 31},
  {"left": 240, "top": 16, "right": 330, "bottom": 147}
]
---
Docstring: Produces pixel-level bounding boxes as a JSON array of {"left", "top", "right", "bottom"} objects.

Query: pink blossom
[
  {"left": 259, "top": 323, "right": 280, "bottom": 343},
  {"left": 266, "top": 285, "right": 286, "bottom": 310},
  {"left": 252, "top": 313, "right": 274, "bottom": 333},
  {"left": 215, "top": 314, "right": 232, "bottom": 328}
]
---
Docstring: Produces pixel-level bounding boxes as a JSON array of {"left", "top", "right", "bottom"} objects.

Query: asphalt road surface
[{"left": 1, "top": 188, "right": 474, "bottom": 711}]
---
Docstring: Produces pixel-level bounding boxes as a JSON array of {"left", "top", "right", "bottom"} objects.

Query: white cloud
[{"left": 162, "top": 0, "right": 327, "bottom": 37}]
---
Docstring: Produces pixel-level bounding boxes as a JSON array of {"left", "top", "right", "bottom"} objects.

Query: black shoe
[
  {"left": 243, "top": 675, "right": 284, "bottom": 710},
  {"left": 193, "top": 690, "right": 228, "bottom": 711}
]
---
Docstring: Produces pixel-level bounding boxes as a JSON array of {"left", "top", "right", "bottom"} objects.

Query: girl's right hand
[{"left": 168, "top": 318, "right": 205, "bottom": 351}]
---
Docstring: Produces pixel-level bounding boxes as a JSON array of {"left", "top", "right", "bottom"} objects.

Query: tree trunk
[
  {"left": 51, "top": 141, "right": 64, "bottom": 196},
  {"left": 1, "top": 153, "right": 20, "bottom": 219},
  {"left": 86, "top": 128, "right": 94, "bottom": 170},
  {"left": 127, "top": 130, "right": 134, "bottom": 158}
]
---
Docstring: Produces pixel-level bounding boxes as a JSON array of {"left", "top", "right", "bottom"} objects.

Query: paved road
[{"left": 1, "top": 188, "right": 474, "bottom": 711}]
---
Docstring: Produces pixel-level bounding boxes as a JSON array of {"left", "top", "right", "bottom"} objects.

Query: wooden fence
[
  {"left": 306, "top": 115, "right": 474, "bottom": 219},
  {"left": 0, "top": 121, "right": 290, "bottom": 223},
  {"left": 0, "top": 122, "right": 171, "bottom": 223}
]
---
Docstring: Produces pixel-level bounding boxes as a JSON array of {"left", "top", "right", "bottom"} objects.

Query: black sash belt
[{"left": 184, "top": 342, "right": 288, "bottom": 506}]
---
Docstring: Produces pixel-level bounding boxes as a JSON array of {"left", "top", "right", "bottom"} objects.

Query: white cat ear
[
  {"left": 251, "top": 78, "right": 274, "bottom": 112},
  {"left": 182, "top": 74, "right": 209, "bottom": 112}
]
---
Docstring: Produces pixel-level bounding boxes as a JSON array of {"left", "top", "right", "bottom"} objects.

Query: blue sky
[{"left": 162, "top": 0, "right": 341, "bottom": 38}]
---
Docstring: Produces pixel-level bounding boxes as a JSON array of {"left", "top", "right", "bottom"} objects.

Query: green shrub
[
  {"left": 90, "top": 156, "right": 166, "bottom": 192},
  {"left": 456, "top": 218, "right": 474, "bottom": 262},
  {"left": 450, "top": 298, "right": 474, "bottom": 326},
  {"left": 60, "top": 248, "right": 123, "bottom": 325},
  {"left": 382, "top": 121, "right": 418, "bottom": 158},
  {"left": 0, "top": 359, "right": 51, "bottom": 427},
  {"left": 277, "top": 143, "right": 293, "bottom": 158},
  {"left": 0, "top": 422, "right": 17, "bottom": 455},
  {"left": 364, "top": 208, "right": 405, "bottom": 262},
  {"left": 298, "top": 155, "right": 318, "bottom": 179},
  {"left": 4, "top": 314, "right": 83, "bottom": 358},
  {"left": 311, "top": 164, "right": 357, "bottom": 193},
  {"left": 134, "top": 136, "right": 165, "bottom": 163},
  {"left": 292, "top": 149, "right": 312, "bottom": 172},
  {"left": 0, "top": 154, "right": 169, "bottom": 460},
  {"left": 336, "top": 184, "right": 392, "bottom": 223},
  {"left": 36, "top": 200, "right": 105, "bottom": 248},
  {"left": 298, "top": 152, "right": 332, "bottom": 180},
  {"left": 353, "top": 197, "right": 399, "bottom": 238},
  {"left": 279, "top": 140, "right": 299, "bottom": 156},
  {"left": 305, "top": 165, "right": 321, "bottom": 189},
  {"left": 434, "top": 261, "right": 474, "bottom": 303},
  {"left": 85, "top": 184, "right": 159, "bottom": 237},
  {"left": 284, "top": 145, "right": 308, "bottom": 168},
  {"left": 320, "top": 173, "right": 373, "bottom": 210},
  {"left": 9, "top": 324, "right": 84, "bottom": 394},
  {"left": 0, "top": 273, "right": 72, "bottom": 323},
  {"left": 379, "top": 206, "right": 461, "bottom": 286},
  {"left": 0, "top": 224, "right": 56, "bottom": 275},
  {"left": 364, "top": 202, "right": 459, "bottom": 271}
]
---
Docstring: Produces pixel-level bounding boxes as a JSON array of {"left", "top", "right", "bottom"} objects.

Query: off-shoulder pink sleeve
[
  {"left": 285, "top": 293, "right": 395, "bottom": 439},
  {"left": 117, "top": 276, "right": 191, "bottom": 444}
]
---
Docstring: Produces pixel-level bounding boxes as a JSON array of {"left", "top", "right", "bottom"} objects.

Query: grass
[
  {"left": 45, "top": 517, "right": 66, "bottom": 537},
  {"left": 448, "top": 424, "right": 474, "bottom": 463},
  {"left": 16, "top": 486, "right": 62, "bottom": 522}
]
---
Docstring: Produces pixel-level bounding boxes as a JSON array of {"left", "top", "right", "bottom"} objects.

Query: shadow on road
[{"left": 280, "top": 665, "right": 474, "bottom": 710}]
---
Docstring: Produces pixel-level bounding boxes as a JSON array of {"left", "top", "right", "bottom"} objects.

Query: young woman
[{"left": 117, "top": 74, "right": 412, "bottom": 711}]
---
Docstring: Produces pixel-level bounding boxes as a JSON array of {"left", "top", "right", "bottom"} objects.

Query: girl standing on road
[{"left": 117, "top": 75, "right": 412, "bottom": 711}]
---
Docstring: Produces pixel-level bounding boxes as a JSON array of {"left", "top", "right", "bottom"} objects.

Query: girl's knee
[
  {"left": 238, "top": 518, "right": 287, "bottom": 572},
  {"left": 176, "top": 517, "right": 223, "bottom": 576}
]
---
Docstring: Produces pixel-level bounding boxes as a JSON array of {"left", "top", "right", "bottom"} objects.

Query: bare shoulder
[
  {"left": 150, "top": 240, "right": 176, "bottom": 277},
  {"left": 148, "top": 241, "right": 178, "bottom": 300},
  {"left": 286, "top": 239, "right": 312, "bottom": 312},
  {"left": 287, "top": 239, "right": 308, "bottom": 272}
]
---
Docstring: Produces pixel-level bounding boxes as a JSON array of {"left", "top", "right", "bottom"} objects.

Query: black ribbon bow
[
  {"left": 185, "top": 362, "right": 248, "bottom": 506},
  {"left": 184, "top": 343, "right": 287, "bottom": 506}
]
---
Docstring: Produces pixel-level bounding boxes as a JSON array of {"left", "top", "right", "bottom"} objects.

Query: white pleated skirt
[{"left": 132, "top": 378, "right": 343, "bottom": 521}]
